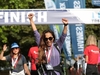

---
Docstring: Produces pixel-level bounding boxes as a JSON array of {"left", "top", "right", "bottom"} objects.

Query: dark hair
[{"left": 37, "top": 30, "right": 55, "bottom": 65}]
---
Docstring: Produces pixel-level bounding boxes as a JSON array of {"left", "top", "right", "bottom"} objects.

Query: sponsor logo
[
  {"left": 91, "top": 50, "right": 99, "bottom": 54},
  {"left": 92, "top": 11, "right": 100, "bottom": 23},
  {"left": 73, "top": 0, "right": 80, "bottom": 8},
  {"left": 60, "top": 2, "right": 66, "bottom": 9},
  {"left": 34, "top": 51, "right": 38, "bottom": 54},
  {"left": 46, "top": 0, "right": 56, "bottom": 9}
]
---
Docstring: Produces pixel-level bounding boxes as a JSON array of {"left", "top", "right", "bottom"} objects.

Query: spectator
[
  {"left": 84, "top": 35, "right": 99, "bottom": 75},
  {"left": 0, "top": 42, "right": 30, "bottom": 75},
  {"left": 28, "top": 45, "right": 39, "bottom": 75}
]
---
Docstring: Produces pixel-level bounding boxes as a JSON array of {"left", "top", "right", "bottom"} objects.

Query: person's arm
[
  {"left": 28, "top": 13, "right": 37, "bottom": 31},
  {"left": 84, "top": 48, "right": 88, "bottom": 63},
  {"left": 28, "top": 13, "right": 40, "bottom": 45},
  {"left": 0, "top": 44, "right": 7, "bottom": 60},
  {"left": 85, "top": 55, "right": 88, "bottom": 63},
  {"left": 83, "top": 46, "right": 89, "bottom": 63},
  {"left": 24, "top": 63, "right": 31, "bottom": 75},
  {"left": 56, "top": 18, "right": 68, "bottom": 49},
  {"left": 22, "top": 55, "right": 30, "bottom": 75},
  {"left": 62, "top": 18, "right": 68, "bottom": 34}
]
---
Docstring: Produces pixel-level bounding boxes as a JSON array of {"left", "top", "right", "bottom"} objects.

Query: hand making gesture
[
  {"left": 2, "top": 44, "right": 7, "bottom": 52},
  {"left": 28, "top": 13, "right": 34, "bottom": 21},
  {"left": 62, "top": 18, "right": 68, "bottom": 25}
]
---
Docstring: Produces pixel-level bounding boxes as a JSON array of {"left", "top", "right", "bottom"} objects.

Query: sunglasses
[{"left": 44, "top": 37, "right": 53, "bottom": 41}]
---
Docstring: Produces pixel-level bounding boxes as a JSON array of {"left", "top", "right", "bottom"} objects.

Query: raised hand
[
  {"left": 62, "top": 18, "right": 68, "bottom": 25},
  {"left": 28, "top": 13, "right": 34, "bottom": 21},
  {"left": 2, "top": 44, "right": 7, "bottom": 52}
]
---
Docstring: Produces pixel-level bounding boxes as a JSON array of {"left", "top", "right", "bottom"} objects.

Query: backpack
[
  {"left": 54, "top": 43, "right": 61, "bottom": 54},
  {"left": 54, "top": 43, "right": 65, "bottom": 73}
]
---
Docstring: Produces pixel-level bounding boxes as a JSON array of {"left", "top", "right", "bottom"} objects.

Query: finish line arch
[{"left": 0, "top": 9, "right": 100, "bottom": 25}]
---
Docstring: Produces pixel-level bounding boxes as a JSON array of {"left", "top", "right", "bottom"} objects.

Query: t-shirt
[
  {"left": 84, "top": 45, "right": 99, "bottom": 64},
  {"left": 5, "top": 54, "right": 27, "bottom": 72},
  {"left": 28, "top": 46, "right": 38, "bottom": 70},
  {"left": 98, "top": 53, "right": 100, "bottom": 63}
]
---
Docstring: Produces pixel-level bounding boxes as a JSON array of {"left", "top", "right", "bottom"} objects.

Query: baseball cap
[{"left": 11, "top": 42, "right": 19, "bottom": 49}]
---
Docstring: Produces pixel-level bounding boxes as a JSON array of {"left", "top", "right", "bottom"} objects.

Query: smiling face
[
  {"left": 44, "top": 32, "right": 54, "bottom": 47},
  {"left": 12, "top": 47, "right": 20, "bottom": 55}
]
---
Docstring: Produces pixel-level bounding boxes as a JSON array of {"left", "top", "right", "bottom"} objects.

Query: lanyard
[
  {"left": 11, "top": 55, "right": 19, "bottom": 68},
  {"left": 45, "top": 45, "right": 53, "bottom": 63}
]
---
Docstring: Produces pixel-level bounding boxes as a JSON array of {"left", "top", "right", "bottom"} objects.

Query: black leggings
[{"left": 86, "top": 64, "right": 99, "bottom": 75}]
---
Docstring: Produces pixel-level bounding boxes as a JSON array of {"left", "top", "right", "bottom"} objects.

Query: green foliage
[
  {"left": 0, "top": 0, "right": 45, "bottom": 44},
  {"left": 86, "top": 0, "right": 93, "bottom": 8},
  {"left": 0, "top": 0, "right": 47, "bottom": 67},
  {"left": 0, "top": 0, "right": 100, "bottom": 67},
  {"left": 85, "top": 0, "right": 100, "bottom": 43},
  {"left": 0, "top": 0, "right": 34, "bottom": 9}
]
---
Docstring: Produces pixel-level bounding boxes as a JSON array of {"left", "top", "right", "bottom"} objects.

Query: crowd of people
[
  {"left": 68, "top": 34, "right": 100, "bottom": 75},
  {"left": 0, "top": 13, "right": 68, "bottom": 75},
  {"left": 0, "top": 13, "right": 100, "bottom": 75}
]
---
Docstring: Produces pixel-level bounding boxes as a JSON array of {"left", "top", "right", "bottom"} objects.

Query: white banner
[{"left": 0, "top": 9, "right": 100, "bottom": 25}]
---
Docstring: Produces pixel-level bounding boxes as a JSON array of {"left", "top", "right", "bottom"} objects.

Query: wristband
[{"left": 64, "top": 23, "right": 68, "bottom": 26}]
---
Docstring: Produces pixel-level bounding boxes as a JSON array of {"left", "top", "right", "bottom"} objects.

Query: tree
[
  {"left": 0, "top": 0, "right": 49, "bottom": 67},
  {"left": 0, "top": 0, "right": 47, "bottom": 48},
  {"left": 85, "top": 0, "right": 100, "bottom": 42},
  {"left": 0, "top": 0, "right": 100, "bottom": 68}
]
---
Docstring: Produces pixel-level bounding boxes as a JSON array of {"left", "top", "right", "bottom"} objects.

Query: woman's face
[
  {"left": 12, "top": 48, "right": 20, "bottom": 55},
  {"left": 44, "top": 32, "right": 54, "bottom": 47}
]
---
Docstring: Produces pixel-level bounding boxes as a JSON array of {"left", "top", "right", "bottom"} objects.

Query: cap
[{"left": 11, "top": 42, "right": 19, "bottom": 49}]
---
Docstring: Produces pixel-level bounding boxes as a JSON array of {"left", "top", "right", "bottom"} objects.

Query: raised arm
[
  {"left": 62, "top": 18, "right": 68, "bottom": 34},
  {"left": 28, "top": 13, "right": 40, "bottom": 45},
  {"left": 0, "top": 44, "right": 7, "bottom": 60},
  {"left": 28, "top": 13, "right": 37, "bottom": 31},
  {"left": 56, "top": 18, "right": 68, "bottom": 49}
]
